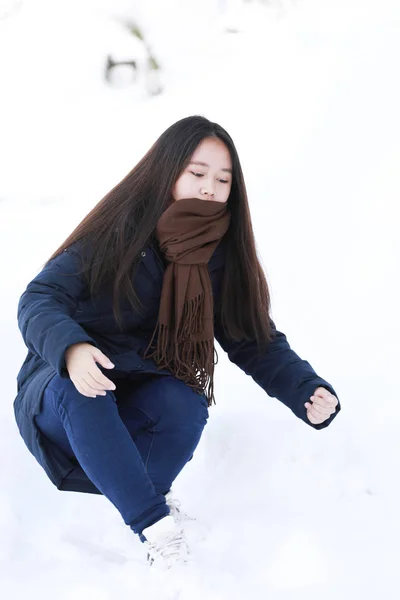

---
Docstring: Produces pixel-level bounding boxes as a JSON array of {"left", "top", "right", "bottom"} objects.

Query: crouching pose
[{"left": 14, "top": 115, "right": 340, "bottom": 569}]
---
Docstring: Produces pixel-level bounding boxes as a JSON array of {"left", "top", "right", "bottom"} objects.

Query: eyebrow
[{"left": 189, "top": 161, "right": 232, "bottom": 174}]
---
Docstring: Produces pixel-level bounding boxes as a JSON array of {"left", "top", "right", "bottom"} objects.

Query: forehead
[{"left": 191, "top": 138, "right": 232, "bottom": 167}]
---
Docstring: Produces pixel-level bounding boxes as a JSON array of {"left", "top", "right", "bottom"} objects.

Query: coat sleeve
[
  {"left": 17, "top": 248, "right": 98, "bottom": 378},
  {"left": 214, "top": 316, "right": 341, "bottom": 430}
]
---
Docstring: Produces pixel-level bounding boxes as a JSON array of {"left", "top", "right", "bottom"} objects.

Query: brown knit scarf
[{"left": 143, "top": 197, "right": 231, "bottom": 406}]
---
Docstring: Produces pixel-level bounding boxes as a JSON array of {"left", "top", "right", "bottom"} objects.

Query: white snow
[{"left": 1, "top": 0, "right": 399, "bottom": 598}]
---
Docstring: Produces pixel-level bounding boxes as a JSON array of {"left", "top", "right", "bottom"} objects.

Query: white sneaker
[
  {"left": 142, "top": 515, "right": 190, "bottom": 569},
  {"left": 165, "top": 490, "right": 210, "bottom": 544}
]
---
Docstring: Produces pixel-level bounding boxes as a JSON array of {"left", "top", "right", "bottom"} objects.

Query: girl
[{"left": 14, "top": 115, "right": 340, "bottom": 569}]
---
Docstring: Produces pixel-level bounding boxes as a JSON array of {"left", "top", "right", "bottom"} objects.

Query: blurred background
[{"left": 0, "top": 1, "right": 399, "bottom": 598}]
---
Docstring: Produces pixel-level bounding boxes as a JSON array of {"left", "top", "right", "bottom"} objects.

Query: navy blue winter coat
[{"left": 14, "top": 236, "right": 341, "bottom": 495}]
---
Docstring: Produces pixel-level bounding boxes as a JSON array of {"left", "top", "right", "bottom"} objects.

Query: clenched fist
[
  {"left": 304, "top": 386, "right": 339, "bottom": 425},
  {"left": 65, "top": 342, "right": 116, "bottom": 398}
]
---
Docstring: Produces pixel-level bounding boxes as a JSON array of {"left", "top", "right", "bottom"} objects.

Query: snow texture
[{"left": 0, "top": 0, "right": 399, "bottom": 598}]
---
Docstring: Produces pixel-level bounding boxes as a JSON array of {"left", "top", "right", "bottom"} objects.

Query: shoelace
[
  {"left": 146, "top": 530, "right": 188, "bottom": 566},
  {"left": 166, "top": 495, "right": 195, "bottom": 523}
]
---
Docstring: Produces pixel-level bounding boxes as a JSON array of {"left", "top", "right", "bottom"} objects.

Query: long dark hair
[{"left": 47, "top": 115, "right": 273, "bottom": 347}]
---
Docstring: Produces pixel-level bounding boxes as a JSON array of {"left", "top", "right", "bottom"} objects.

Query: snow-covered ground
[{"left": 1, "top": 0, "right": 399, "bottom": 598}]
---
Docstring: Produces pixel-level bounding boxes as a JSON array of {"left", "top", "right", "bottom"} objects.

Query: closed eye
[{"left": 190, "top": 171, "right": 229, "bottom": 184}]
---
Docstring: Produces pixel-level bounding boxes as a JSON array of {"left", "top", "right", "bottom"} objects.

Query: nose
[{"left": 200, "top": 185, "right": 215, "bottom": 199}]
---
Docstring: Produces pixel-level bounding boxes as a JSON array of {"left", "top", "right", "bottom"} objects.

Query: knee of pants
[
  {"left": 45, "top": 374, "right": 116, "bottom": 414},
  {"left": 135, "top": 376, "right": 209, "bottom": 430}
]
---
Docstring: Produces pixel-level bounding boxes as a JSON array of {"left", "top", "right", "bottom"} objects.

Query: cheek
[
  {"left": 172, "top": 177, "right": 183, "bottom": 200},
  {"left": 223, "top": 184, "right": 232, "bottom": 200},
  {"left": 175, "top": 175, "right": 193, "bottom": 195}
]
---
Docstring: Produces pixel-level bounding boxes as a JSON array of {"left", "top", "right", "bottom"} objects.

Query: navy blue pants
[{"left": 34, "top": 374, "right": 209, "bottom": 536}]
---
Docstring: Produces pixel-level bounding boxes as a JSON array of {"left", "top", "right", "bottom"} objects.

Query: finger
[
  {"left": 306, "top": 408, "right": 326, "bottom": 424},
  {"left": 311, "top": 394, "right": 337, "bottom": 408},
  {"left": 91, "top": 348, "right": 115, "bottom": 370},
  {"left": 314, "top": 388, "right": 337, "bottom": 403},
  {"left": 309, "top": 396, "right": 336, "bottom": 411},
  {"left": 305, "top": 402, "right": 332, "bottom": 417},
  {"left": 81, "top": 377, "right": 107, "bottom": 397},
  {"left": 89, "top": 366, "right": 117, "bottom": 390},
  {"left": 306, "top": 409, "right": 324, "bottom": 424},
  {"left": 74, "top": 380, "right": 96, "bottom": 398},
  {"left": 84, "top": 373, "right": 109, "bottom": 393},
  {"left": 86, "top": 371, "right": 115, "bottom": 392}
]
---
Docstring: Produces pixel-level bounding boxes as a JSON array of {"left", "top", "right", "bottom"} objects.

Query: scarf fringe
[
  {"left": 179, "top": 292, "right": 204, "bottom": 338},
  {"left": 143, "top": 293, "right": 218, "bottom": 406}
]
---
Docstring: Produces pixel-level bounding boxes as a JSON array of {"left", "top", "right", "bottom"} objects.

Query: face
[{"left": 172, "top": 137, "right": 233, "bottom": 203}]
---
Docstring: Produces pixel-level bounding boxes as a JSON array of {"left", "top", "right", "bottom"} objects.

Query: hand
[
  {"left": 65, "top": 342, "right": 116, "bottom": 398},
  {"left": 304, "top": 386, "right": 338, "bottom": 425}
]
